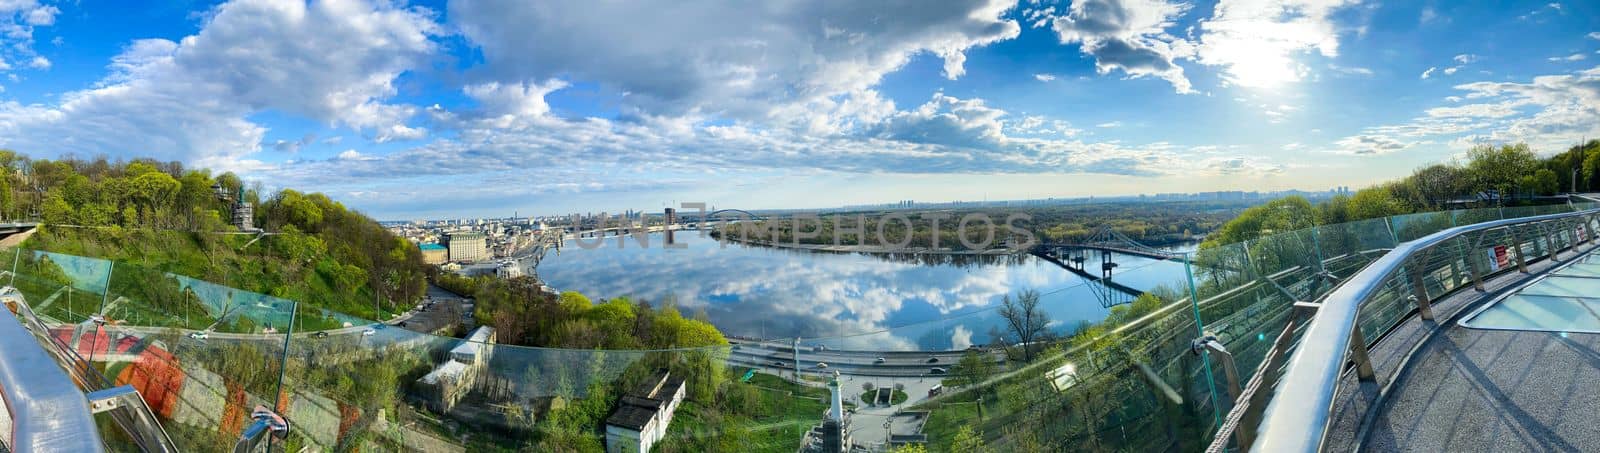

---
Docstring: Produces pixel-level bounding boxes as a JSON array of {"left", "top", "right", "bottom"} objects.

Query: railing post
[
  {"left": 1512, "top": 231, "right": 1530, "bottom": 273},
  {"left": 1546, "top": 222, "right": 1561, "bottom": 260},
  {"left": 1463, "top": 238, "right": 1485, "bottom": 291},
  {"left": 1348, "top": 328, "right": 1377, "bottom": 382},
  {"left": 1407, "top": 263, "right": 1434, "bottom": 320}
]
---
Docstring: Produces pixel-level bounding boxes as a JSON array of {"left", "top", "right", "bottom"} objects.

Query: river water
[{"left": 534, "top": 231, "right": 1195, "bottom": 351}]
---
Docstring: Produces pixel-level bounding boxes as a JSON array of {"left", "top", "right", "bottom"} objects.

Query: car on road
[
  {"left": 874, "top": 357, "right": 886, "bottom": 364},
  {"left": 361, "top": 328, "right": 376, "bottom": 336},
  {"left": 928, "top": 384, "right": 944, "bottom": 396},
  {"left": 771, "top": 361, "right": 785, "bottom": 367},
  {"left": 930, "top": 367, "right": 947, "bottom": 375},
  {"left": 313, "top": 331, "right": 329, "bottom": 338},
  {"left": 926, "top": 357, "right": 940, "bottom": 363},
  {"left": 398, "top": 321, "right": 407, "bottom": 327},
  {"left": 188, "top": 330, "right": 209, "bottom": 340},
  {"left": 815, "top": 362, "right": 829, "bottom": 369}
]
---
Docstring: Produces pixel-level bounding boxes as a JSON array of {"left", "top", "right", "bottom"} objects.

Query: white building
[
  {"left": 604, "top": 369, "right": 687, "bottom": 453},
  {"left": 416, "top": 326, "right": 496, "bottom": 413}
]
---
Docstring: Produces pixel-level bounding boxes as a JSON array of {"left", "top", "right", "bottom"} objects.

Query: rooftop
[{"left": 605, "top": 369, "right": 686, "bottom": 431}]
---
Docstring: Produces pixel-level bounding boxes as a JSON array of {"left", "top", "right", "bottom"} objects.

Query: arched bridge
[
  {"left": 703, "top": 209, "right": 768, "bottom": 221},
  {"left": 1035, "top": 225, "right": 1184, "bottom": 261},
  {"left": 1029, "top": 225, "right": 1186, "bottom": 308}
]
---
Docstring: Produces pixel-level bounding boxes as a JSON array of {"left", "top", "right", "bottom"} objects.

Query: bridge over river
[{"left": 1031, "top": 225, "right": 1191, "bottom": 307}]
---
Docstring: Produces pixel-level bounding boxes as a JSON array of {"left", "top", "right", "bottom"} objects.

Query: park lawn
[
  {"left": 657, "top": 371, "right": 832, "bottom": 452},
  {"left": 918, "top": 401, "right": 981, "bottom": 452}
]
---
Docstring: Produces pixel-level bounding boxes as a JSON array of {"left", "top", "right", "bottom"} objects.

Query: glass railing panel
[
  {"left": 12, "top": 249, "right": 113, "bottom": 325},
  {"left": 1453, "top": 207, "right": 1501, "bottom": 226},
  {"left": 1389, "top": 211, "right": 1453, "bottom": 243}
]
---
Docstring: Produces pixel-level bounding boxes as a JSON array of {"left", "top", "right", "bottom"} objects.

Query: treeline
[
  {"left": 0, "top": 150, "right": 427, "bottom": 319},
  {"left": 435, "top": 273, "right": 726, "bottom": 350},
  {"left": 714, "top": 200, "right": 1251, "bottom": 251},
  {"left": 1203, "top": 142, "right": 1597, "bottom": 248}
]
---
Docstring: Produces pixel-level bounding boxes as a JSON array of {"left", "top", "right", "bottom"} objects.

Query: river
[{"left": 532, "top": 231, "right": 1195, "bottom": 351}]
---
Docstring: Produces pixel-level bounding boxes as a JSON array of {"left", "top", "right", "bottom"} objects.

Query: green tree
[
  {"left": 951, "top": 425, "right": 985, "bottom": 452},
  {"left": 950, "top": 349, "right": 999, "bottom": 388},
  {"left": 1201, "top": 196, "right": 1315, "bottom": 248},
  {"left": 1465, "top": 143, "right": 1538, "bottom": 201},
  {"left": 1523, "top": 168, "right": 1559, "bottom": 196},
  {"left": 997, "top": 289, "right": 1050, "bottom": 362},
  {"left": 1346, "top": 187, "right": 1408, "bottom": 220}
]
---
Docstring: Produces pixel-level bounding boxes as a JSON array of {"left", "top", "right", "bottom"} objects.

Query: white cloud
[
  {"left": 1096, "top": 121, "right": 1123, "bottom": 128},
  {"left": 450, "top": 0, "right": 1020, "bottom": 128},
  {"left": 1420, "top": 67, "right": 1436, "bottom": 79},
  {"left": 1041, "top": 0, "right": 1195, "bottom": 93},
  {"left": 1589, "top": 32, "right": 1600, "bottom": 40},
  {"left": 463, "top": 79, "right": 570, "bottom": 123},
  {"left": 1203, "top": 156, "right": 1284, "bottom": 175},
  {"left": 1549, "top": 53, "right": 1587, "bottom": 62},
  {"left": 1332, "top": 134, "right": 1413, "bottom": 155},
  {"left": 1424, "top": 102, "right": 1522, "bottom": 119},
  {"left": 1195, "top": 0, "right": 1361, "bottom": 88},
  {"left": 1034, "top": 73, "right": 1057, "bottom": 82},
  {"left": 0, "top": 0, "right": 58, "bottom": 73},
  {"left": 1453, "top": 54, "right": 1479, "bottom": 64},
  {"left": 1329, "top": 64, "right": 1373, "bottom": 76},
  {"left": 0, "top": 0, "right": 440, "bottom": 165}
]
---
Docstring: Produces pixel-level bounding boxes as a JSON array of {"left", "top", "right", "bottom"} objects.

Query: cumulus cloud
[
  {"left": 1195, "top": 0, "right": 1360, "bottom": 88},
  {"left": 1041, "top": 0, "right": 1195, "bottom": 93},
  {"left": 1204, "top": 156, "right": 1284, "bottom": 175},
  {"left": 463, "top": 80, "right": 567, "bottom": 118},
  {"left": 0, "top": 0, "right": 439, "bottom": 165},
  {"left": 0, "top": 1, "right": 57, "bottom": 73},
  {"left": 1034, "top": 73, "right": 1057, "bottom": 82},
  {"left": 449, "top": 0, "right": 1020, "bottom": 127},
  {"left": 1445, "top": 65, "right": 1600, "bottom": 150},
  {"left": 1331, "top": 65, "right": 1600, "bottom": 158},
  {"left": 1333, "top": 134, "right": 1412, "bottom": 155},
  {"left": 1420, "top": 67, "right": 1436, "bottom": 79},
  {"left": 1549, "top": 53, "right": 1587, "bottom": 62}
]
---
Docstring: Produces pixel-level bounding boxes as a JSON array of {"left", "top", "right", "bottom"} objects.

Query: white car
[
  {"left": 815, "top": 362, "right": 829, "bottom": 369},
  {"left": 189, "top": 330, "right": 209, "bottom": 340},
  {"left": 874, "top": 357, "right": 886, "bottom": 364},
  {"left": 361, "top": 328, "right": 377, "bottom": 336}
]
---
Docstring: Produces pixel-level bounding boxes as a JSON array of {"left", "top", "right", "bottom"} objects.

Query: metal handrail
[
  {"left": 0, "top": 293, "right": 105, "bottom": 452},
  {"left": 1252, "top": 207, "right": 1600, "bottom": 452}
]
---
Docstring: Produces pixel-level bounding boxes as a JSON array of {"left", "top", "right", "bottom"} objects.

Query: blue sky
[{"left": 0, "top": 0, "right": 1596, "bottom": 220}]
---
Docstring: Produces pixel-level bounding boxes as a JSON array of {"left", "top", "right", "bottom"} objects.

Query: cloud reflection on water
[{"left": 536, "top": 233, "right": 1189, "bottom": 350}]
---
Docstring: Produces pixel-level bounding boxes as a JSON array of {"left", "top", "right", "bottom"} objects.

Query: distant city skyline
[
  {"left": 0, "top": 1, "right": 1594, "bottom": 219},
  {"left": 381, "top": 186, "right": 1349, "bottom": 222}
]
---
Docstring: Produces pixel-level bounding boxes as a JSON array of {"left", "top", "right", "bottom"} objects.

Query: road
[{"left": 726, "top": 338, "right": 1005, "bottom": 378}]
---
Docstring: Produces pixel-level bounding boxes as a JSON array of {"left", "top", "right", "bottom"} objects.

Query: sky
[{"left": 0, "top": 0, "right": 1597, "bottom": 220}]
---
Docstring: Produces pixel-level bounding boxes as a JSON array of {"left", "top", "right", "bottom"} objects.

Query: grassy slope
[{"left": 21, "top": 226, "right": 386, "bottom": 324}]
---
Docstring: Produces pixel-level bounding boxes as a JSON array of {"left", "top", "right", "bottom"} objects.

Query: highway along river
[{"left": 534, "top": 231, "right": 1193, "bottom": 351}]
